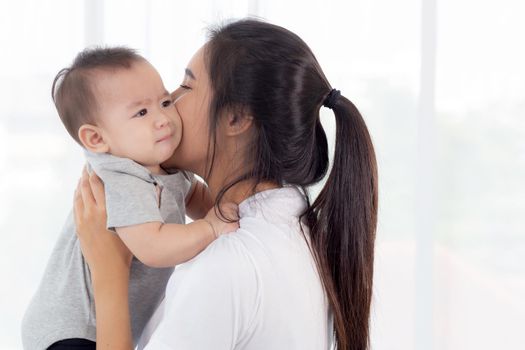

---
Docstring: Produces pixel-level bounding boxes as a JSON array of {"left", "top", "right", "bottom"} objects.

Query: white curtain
[{"left": 1, "top": 0, "right": 523, "bottom": 349}]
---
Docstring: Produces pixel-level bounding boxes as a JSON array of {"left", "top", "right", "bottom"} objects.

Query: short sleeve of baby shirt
[{"left": 85, "top": 151, "right": 175, "bottom": 230}]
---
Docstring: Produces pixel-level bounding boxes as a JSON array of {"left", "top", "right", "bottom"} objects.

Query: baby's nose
[{"left": 155, "top": 115, "right": 169, "bottom": 128}]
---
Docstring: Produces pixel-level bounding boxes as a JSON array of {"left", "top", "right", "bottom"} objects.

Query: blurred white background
[{"left": 1, "top": 0, "right": 524, "bottom": 349}]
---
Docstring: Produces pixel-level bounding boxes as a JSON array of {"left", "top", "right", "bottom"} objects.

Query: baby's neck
[{"left": 146, "top": 164, "right": 168, "bottom": 175}]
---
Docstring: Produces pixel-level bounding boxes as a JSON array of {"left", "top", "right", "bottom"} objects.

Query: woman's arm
[
  {"left": 185, "top": 180, "right": 215, "bottom": 220},
  {"left": 91, "top": 271, "right": 132, "bottom": 350},
  {"left": 74, "top": 168, "right": 134, "bottom": 350}
]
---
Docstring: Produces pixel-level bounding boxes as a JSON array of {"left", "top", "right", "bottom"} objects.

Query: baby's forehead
[
  {"left": 91, "top": 69, "right": 167, "bottom": 114},
  {"left": 90, "top": 64, "right": 137, "bottom": 84}
]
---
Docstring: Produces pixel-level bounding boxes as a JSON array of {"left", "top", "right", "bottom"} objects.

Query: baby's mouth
[{"left": 156, "top": 132, "right": 173, "bottom": 143}]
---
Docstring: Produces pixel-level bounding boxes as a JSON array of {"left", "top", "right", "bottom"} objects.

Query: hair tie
[{"left": 323, "top": 89, "right": 341, "bottom": 109}]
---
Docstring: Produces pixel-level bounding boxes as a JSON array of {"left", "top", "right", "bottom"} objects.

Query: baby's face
[{"left": 94, "top": 60, "right": 182, "bottom": 169}]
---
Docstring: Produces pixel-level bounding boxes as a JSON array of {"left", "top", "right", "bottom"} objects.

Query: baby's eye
[
  {"left": 161, "top": 99, "right": 173, "bottom": 108},
  {"left": 135, "top": 108, "right": 148, "bottom": 117}
]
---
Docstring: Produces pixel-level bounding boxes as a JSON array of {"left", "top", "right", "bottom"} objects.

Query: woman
[{"left": 75, "top": 19, "right": 378, "bottom": 350}]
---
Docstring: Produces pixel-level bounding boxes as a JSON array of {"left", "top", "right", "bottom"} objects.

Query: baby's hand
[{"left": 204, "top": 203, "right": 239, "bottom": 237}]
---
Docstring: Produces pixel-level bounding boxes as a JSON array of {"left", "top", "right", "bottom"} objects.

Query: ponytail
[{"left": 305, "top": 94, "right": 378, "bottom": 350}]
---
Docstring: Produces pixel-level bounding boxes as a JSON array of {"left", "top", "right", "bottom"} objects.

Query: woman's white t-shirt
[{"left": 139, "top": 186, "right": 333, "bottom": 349}]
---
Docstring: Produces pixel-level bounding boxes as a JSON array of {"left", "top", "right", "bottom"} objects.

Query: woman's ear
[
  {"left": 78, "top": 124, "right": 110, "bottom": 153},
  {"left": 223, "top": 112, "right": 254, "bottom": 137}
]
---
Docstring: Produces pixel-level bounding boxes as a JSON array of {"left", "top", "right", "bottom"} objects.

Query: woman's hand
[
  {"left": 73, "top": 167, "right": 133, "bottom": 280},
  {"left": 74, "top": 167, "right": 134, "bottom": 349}
]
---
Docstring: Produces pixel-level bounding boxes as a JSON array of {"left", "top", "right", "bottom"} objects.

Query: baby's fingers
[{"left": 220, "top": 202, "right": 240, "bottom": 221}]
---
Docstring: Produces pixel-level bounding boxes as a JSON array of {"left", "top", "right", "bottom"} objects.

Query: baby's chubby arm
[{"left": 116, "top": 204, "right": 239, "bottom": 268}]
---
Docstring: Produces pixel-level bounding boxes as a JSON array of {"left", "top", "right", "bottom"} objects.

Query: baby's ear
[{"left": 78, "top": 124, "right": 109, "bottom": 153}]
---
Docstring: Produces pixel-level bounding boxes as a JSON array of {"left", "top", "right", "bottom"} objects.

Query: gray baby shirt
[{"left": 21, "top": 151, "right": 193, "bottom": 349}]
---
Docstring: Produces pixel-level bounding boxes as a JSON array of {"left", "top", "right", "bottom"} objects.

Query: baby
[{"left": 21, "top": 47, "right": 238, "bottom": 349}]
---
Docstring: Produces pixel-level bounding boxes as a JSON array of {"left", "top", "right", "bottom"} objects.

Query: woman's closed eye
[{"left": 171, "top": 85, "right": 191, "bottom": 103}]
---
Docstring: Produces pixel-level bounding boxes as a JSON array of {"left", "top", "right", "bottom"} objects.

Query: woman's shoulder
[
  {"left": 181, "top": 231, "right": 258, "bottom": 279},
  {"left": 163, "top": 231, "right": 262, "bottom": 311}
]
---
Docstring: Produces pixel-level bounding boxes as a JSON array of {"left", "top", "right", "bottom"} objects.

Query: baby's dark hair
[{"left": 51, "top": 46, "right": 144, "bottom": 146}]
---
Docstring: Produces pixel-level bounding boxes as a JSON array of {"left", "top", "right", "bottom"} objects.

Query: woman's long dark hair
[{"left": 204, "top": 19, "right": 378, "bottom": 350}]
